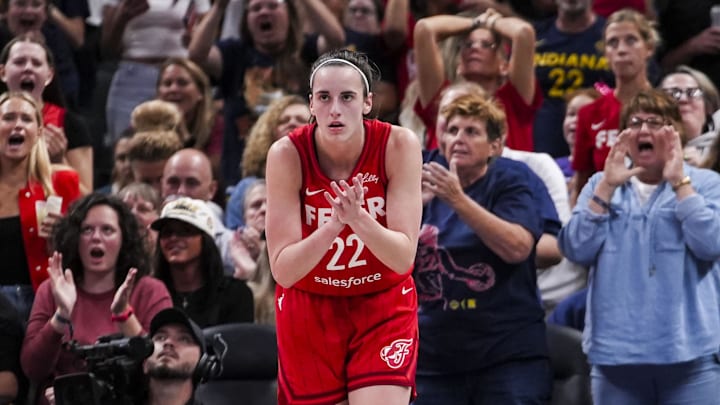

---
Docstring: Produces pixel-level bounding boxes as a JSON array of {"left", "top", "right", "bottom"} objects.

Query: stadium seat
[{"left": 196, "top": 323, "right": 278, "bottom": 405}]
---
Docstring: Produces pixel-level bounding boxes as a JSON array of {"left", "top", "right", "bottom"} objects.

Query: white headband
[{"left": 308, "top": 58, "right": 370, "bottom": 94}]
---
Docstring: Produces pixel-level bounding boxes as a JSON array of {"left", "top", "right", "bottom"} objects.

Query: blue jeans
[
  {"left": 592, "top": 354, "right": 720, "bottom": 405},
  {"left": 105, "top": 61, "right": 160, "bottom": 141},
  {"left": 0, "top": 284, "right": 35, "bottom": 324},
  {"left": 414, "top": 358, "right": 552, "bottom": 405}
]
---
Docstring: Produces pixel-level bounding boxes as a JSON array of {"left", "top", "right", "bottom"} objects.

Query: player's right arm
[{"left": 265, "top": 138, "right": 345, "bottom": 288}]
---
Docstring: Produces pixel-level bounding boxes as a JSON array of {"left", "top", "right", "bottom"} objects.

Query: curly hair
[
  {"left": 52, "top": 193, "right": 150, "bottom": 288},
  {"left": 241, "top": 95, "right": 306, "bottom": 178},
  {"left": 156, "top": 58, "right": 215, "bottom": 151}
]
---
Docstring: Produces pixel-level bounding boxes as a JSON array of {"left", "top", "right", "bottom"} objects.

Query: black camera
[{"left": 54, "top": 334, "right": 154, "bottom": 405}]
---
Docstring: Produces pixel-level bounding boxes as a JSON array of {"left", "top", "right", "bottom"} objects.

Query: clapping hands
[
  {"left": 324, "top": 174, "right": 368, "bottom": 226},
  {"left": 110, "top": 268, "right": 138, "bottom": 315},
  {"left": 47, "top": 252, "right": 76, "bottom": 318},
  {"left": 422, "top": 160, "right": 464, "bottom": 206}
]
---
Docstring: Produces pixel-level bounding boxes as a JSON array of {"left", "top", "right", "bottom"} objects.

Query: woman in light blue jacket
[{"left": 559, "top": 88, "right": 720, "bottom": 405}]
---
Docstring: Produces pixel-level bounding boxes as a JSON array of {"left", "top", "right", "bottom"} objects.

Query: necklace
[{"left": 177, "top": 291, "right": 193, "bottom": 309}]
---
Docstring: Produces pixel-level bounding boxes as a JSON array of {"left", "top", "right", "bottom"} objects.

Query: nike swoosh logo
[
  {"left": 401, "top": 286, "right": 413, "bottom": 295},
  {"left": 305, "top": 188, "right": 324, "bottom": 196},
  {"left": 591, "top": 120, "right": 605, "bottom": 131}
]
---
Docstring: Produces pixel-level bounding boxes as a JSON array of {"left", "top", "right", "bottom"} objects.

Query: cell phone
[{"left": 711, "top": 5, "right": 720, "bottom": 27}]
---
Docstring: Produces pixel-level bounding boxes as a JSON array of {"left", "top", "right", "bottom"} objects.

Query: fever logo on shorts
[{"left": 380, "top": 338, "right": 413, "bottom": 369}]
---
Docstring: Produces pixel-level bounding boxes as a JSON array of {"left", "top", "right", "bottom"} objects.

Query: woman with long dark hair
[{"left": 152, "top": 196, "right": 254, "bottom": 327}]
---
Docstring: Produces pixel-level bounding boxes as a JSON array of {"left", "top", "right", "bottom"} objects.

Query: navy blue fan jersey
[{"left": 532, "top": 16, "right": 613, "bottom": 157}]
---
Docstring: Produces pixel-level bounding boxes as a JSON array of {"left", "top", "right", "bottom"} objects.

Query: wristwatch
[{"left": 672, "top": 176, "right": 692, "bottom": 192}]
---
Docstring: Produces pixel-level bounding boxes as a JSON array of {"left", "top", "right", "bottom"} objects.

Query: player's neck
[{"left": 315, "top": 129, "right": 365, "bottom": 181}]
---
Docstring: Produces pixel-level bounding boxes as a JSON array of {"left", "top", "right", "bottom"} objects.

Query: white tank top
[{"left": 103, "top": 0, "right": 210, "bottom": 59}]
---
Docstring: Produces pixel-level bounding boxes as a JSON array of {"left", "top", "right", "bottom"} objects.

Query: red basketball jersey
[
  {"left": 288, "top": 119, "right": 411, "bottom": 296},
  {"left": 572, "top": 92, "right": 621, "bottom": 173}
]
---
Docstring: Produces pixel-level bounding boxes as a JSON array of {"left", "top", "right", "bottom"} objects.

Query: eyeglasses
[
  {"left": 460, "top": 40, "right": 497, "bottom": 51},
  {"left": 662, "top": 87, "right": 704, "bottom": 101},
  {"left": 627, "top": 116, "right": 668, "bottom": 131},
  {"left": 247, "top": 0, "right": 284, "bottom": 13},
  {"left": 348, "top": 6, "right": 374, "bottom": 16}
]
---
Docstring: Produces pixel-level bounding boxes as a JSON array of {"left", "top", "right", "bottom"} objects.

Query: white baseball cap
[{"left": 150, "top": 197, "right": 215, "bottom": 237}]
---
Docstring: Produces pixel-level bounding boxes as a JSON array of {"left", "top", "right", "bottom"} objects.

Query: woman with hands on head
[
  {"left": 415, "top": 93, "right": 552, "bottom": 404},
  {"left": 412, "top": 5, "right": 539, "bottom": 151},
  {"left": 0, "top": 91, "right": 80, "bottom": 322},
  {"left": 21, "top": 193, "right": 172, "bottom": 405},
  {"left": 559, "top": 89, "right": 720, "bottom": 404}
]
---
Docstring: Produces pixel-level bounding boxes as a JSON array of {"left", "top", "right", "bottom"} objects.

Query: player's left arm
[{"left": 347, "top": 126, "right": 423, "bottom": 274}]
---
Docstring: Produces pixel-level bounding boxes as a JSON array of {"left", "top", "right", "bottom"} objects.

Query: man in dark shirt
[{"left": 144, "top": 308, "right": 210, "bottom": 405}]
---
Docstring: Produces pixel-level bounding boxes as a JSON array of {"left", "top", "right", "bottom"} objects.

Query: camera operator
[
  {"left": 143, "top": 307, "right": 207, "bottom": 405},
  {"left": 46, "top": 307, "right": 209, "bottom": 405}
]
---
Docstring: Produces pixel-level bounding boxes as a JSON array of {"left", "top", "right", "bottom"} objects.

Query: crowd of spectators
[{"left": 2, "top": 0, "right": 720, "bottom": 403}]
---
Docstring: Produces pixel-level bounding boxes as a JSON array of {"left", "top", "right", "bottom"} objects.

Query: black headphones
[{"left": 193, "top": 333, "right": 228, "bottom": 384}]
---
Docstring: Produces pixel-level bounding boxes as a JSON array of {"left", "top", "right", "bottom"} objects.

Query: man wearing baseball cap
[{"left": 144, "top": 307, "right": 206, "bottom": 405}]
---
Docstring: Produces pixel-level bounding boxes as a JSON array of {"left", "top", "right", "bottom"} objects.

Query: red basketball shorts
[{"left": 276, "top": 276, "right": 418, "bottom": 405}]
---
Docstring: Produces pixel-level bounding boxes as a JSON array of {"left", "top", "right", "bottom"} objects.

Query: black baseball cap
[{"left": 150, "top": 308, "right": 206, "bottom": 352}]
